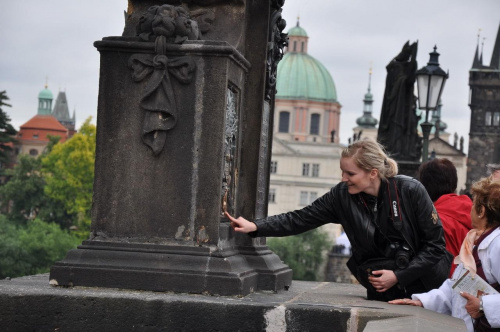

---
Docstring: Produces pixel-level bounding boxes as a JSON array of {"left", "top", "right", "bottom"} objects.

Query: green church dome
[
  {"left": 276, "top": 52, "right": 337, "bottom": 102},
  {"left": 288, "top": 25, "right": 308, "bottom": 37},
  {"left": 38, "top": 86, "right": 53, "bottom": 100}
]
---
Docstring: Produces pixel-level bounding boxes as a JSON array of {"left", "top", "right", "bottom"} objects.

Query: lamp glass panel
[
  {"left": 428, "top": 75, "right": 445, "bottom": 109},
  {"left": 417, "top": 75, "right": 429, "bottom": 109}
]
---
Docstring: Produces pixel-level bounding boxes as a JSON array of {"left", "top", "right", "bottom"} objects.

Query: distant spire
[
  {"left": 472, "top": 28, "right": 483, "bottom": 69},
  {"left": 480, "top": 37, "right": 485, "bottom": 64},
  {"left": 297, "top": 15, "right": 300, "bottom": 27},
  {"left": 45, "top": 76, "right": 49, "bottom": 89},
  {"left": 368, "top": 62, "right": 373, "bottom": 92},
  {"left": 489, "top": 23, "right": 500, "bottom": 69},
  {"left": 356, "top": 64, "right": 378, "bottom": 129}
]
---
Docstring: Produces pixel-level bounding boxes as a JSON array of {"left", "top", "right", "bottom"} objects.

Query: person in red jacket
[{"left": 418, "top": 158, "right": 472, "bottom": 276}]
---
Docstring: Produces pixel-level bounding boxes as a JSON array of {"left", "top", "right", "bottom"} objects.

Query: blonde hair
[
  {"left": 470, "top": 177, "right": 500, "bottom": 226},
  {"left": 341, "top": 138, "right": 398, "bottom": 181}
]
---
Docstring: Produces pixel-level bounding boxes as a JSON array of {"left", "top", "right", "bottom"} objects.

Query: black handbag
[{"left": 347, "top": 256, "right": 407, "bottom": 301}]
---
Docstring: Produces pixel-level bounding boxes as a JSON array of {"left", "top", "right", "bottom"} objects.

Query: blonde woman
[{"left": 226, "top": 138, "right": 451, "bottom": 301}]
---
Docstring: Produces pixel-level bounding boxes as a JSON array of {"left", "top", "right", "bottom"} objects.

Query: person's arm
[
  {"left": 227, "top": 185, "right": 341, "bottom": 238},
  {"left": 411, "top": 279, "right": 454, "bottom": 315},
  {"left": 482, "top": 294, "right": 500, "bottom": 327},
  {"left": 394, "top": 180, "right": 449, "bottom": 287},
  {"left": 481, "top": 236, "right": 500, "bottom": 327}
]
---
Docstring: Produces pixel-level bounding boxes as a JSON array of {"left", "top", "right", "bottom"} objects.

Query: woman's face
[{"left": 340, "top": 157, "right": 377, "bottom": 195}]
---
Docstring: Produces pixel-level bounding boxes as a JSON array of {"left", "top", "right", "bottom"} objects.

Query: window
[
  {"left": 312, "top": 164, "right": 320, "bottom": 177},
  {"left": 485, "top": 112, "right": 492, "bottom": 126},
  {"left": 293, "top": 41, "right": 297, "bottom": 52},
  {"left": 300, "top": 191, "right": 318, "bottom": 206},
  {"left": 270, "top": 161, "right": 278, "bottom": 174},
  {"left": 494, "top": 112, "right": 500, "bottom": 126},
  {"left": 33, "top": 134, "right": 39, "bottom": 139},
  {"left": 268, "top": 189, "right": 276, "bottom": 203},
  {"left": 279, "top": 112, "right": 290, "bottom": 133},
  {"left": 302, "top": 163, "right": 310, "bottom": 176},
  {"left": 29, "top": 149, "right": 38, "bottom": 156},
  {"left": 301, "top": 41, "right": 304, "bottom": 52},
  {"left": 300, "top": 191, "right": 309, "bottom": 205},
  {"left": 310, "top": 114, "right": 320, "bottom": 135}
]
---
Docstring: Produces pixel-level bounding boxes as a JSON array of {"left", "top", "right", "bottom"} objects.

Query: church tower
[
  {"left": 466, "top": 24, "right": 500, "bottom": 188},
  {"left": 37, "top": 83, "right": 53, "bottom": 115},
  {"left": 353, "top": 67, "right": 378, "bottom": 142},
  {"left": 15, "top": 84, "right": 69, "bottom": 159},
  {"left": 52, "top": 91, "right": 76, "bottom": 137}
]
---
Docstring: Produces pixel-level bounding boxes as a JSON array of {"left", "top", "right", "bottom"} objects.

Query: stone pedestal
[
  {"left": 50, "top": 2, "right": 291, "bottom": 296},
  {"left": 397, "top": 160, "right": 421, "bottom": 178}
]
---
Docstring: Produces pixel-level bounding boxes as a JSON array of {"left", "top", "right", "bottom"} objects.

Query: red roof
[
  {"left": 17, "top": 115, "right": 69, "bottom": 143},
  {"left": 20, "top": 115, "right": 68, "bottom": 132}
]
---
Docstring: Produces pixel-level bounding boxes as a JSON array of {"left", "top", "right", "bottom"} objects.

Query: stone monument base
[
  {"left": 0, "top": 274, "right": 467, "bottom": 331},
  {"left": 397, "top": 160, "right": 421, "bottom": 178}
]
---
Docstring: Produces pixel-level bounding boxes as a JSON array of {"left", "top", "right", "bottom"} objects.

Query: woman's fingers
[
  {"left": 388, "top": 299, "right": 421, "bottom": 306},
  {"left": 224, "top": 211, "right": 235, "bottom": 221}
]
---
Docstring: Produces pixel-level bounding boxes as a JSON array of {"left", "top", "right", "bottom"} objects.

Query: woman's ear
[
  {"left": 370, "top": 168, "right": 379, "bottom": 179},
  {"left": 479, "top": 205, "right": 486, "bottom": 218}
]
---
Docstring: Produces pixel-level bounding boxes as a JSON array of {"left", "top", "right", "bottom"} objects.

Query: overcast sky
[{"left": 1, "top": 1, "right": 499, "bottom": 151}]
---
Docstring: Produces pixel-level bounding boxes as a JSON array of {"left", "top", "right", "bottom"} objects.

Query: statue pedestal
[
  {"left": 50, "top": 37, "right": 291, "bottom": 296},
  {"left": 396, "top": 160, "right": 421, "bottom": 178}
]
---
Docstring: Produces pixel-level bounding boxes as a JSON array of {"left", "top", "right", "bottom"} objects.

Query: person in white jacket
[{"left": 389, "top": 177, "right": 500, "bottom": 332}]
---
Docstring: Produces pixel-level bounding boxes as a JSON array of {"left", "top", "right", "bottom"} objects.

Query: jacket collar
[{"left": 478, "top": 226, "right": 500, "bottom": 250}]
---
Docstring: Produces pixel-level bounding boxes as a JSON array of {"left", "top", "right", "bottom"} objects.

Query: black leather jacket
[{"left": 253, "top": 175, "right": 451, "bottom": 291}]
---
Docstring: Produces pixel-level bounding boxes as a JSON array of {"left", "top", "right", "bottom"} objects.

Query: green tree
[
  {"left": 0, "top": 154, "right": 74, "bottom": 228},
  {"left": 0, "top": 215, "right": 30, "bottom": 278},
  {"left": 267, "top": 228, "right": 332, "bottom": 281},
  {"left": 41, "top": 117, "right": 96, "bottom": 239},
  {"left": 0, "top": 215, "right": 79, "bottom": 278},
  {"left": 0, "top": 155, "right": 45, "bottom": 223},
  {"left": 18, "top": 218, "right": 79, "bottom": 275},
  {"left": 0, "top": 90, "right": 17, "bottom": 168}
]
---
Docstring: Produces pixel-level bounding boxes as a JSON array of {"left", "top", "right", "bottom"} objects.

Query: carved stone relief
[
  {"left": 222, "top": 87, "right": 238, "bottom": 215},
  {"left": 128, "top": 5, "right": 199, "bottom": 155}
]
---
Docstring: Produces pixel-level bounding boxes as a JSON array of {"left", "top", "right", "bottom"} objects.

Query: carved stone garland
[{"left": 128, "top": 5, "right": 200, "bottom": 155}]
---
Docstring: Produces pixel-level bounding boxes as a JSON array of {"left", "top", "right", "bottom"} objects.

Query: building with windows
[
  {"left": 14, "top": 84, "right": 72, "bottom": 159},
  {"left": 466, "top": 24, "right": 500, "bottom": 188},
  {"left": 268, "top": 21, "right": 344, "bottom": 239}
]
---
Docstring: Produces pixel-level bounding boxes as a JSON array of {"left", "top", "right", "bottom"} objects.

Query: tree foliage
[
  {"left": 267, "top": 228, "right": 332, "bottom": 281},
  {"left": 0, "top": 90, "right": 17, "bottom": 167},
  {"left": 0, "top": 153, "right": 74, "bottom": 228},
  {"left": 0, "top": 215, "right": 79, "bottom": 278},
  {"left": 0, "top": 155, "right": 46, "bottom": 224},
  {"left": 41, "top": 117, "right": 96, "bottom": 238}
]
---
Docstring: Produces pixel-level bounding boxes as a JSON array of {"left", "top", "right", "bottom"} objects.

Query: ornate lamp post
[{"left": 416, "top": 46, "right": 448, "bottom": 162}]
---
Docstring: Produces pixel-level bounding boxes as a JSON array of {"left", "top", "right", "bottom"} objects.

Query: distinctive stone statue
[{"left": 378, "top": 41, "right": 422, "bottom": 162}]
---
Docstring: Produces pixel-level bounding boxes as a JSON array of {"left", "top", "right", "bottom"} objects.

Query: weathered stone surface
[
  {"left": 50, "top": 1, "right": 292, "bottom": 296},
  {"left": 0, "top": 274, "right": 467, "bottom": 332}
]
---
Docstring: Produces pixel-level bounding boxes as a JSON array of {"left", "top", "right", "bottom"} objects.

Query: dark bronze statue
[{"left": 378, "top": 41, "right": 422, "bottom": 161}]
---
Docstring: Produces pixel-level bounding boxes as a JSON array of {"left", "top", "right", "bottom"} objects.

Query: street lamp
[{"left": 416, "top": 46, "right": 449, "bottom": 162}]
